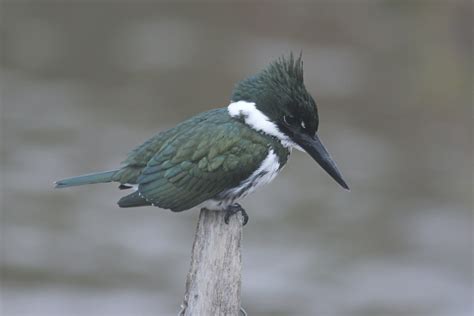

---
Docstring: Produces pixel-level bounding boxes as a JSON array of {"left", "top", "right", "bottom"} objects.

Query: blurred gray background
[{"left": 1, "top": 1, "right": 472, "bottom": 316}]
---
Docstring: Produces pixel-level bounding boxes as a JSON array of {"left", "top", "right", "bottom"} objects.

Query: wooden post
[{"left": 180, "top": 208, "right": 244, "bottom": 316}]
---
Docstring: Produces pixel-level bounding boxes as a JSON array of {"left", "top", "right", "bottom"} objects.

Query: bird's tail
[{"left": 55, "top": 170, "right": 118, "bottom": 188}]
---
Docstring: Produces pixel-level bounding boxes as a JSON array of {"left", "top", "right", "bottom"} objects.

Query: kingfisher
[{"left": 55, "top": 54, "right": 349, "bottom": 225}]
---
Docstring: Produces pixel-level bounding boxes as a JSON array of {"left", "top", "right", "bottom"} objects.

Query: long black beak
[{"left": 294, "top": 132, "right": 349, "bottom": 190}]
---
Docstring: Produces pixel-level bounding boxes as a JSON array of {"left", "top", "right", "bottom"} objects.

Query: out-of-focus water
[{"left": 1, "top": 2, "right": 472, "bottom": 316}]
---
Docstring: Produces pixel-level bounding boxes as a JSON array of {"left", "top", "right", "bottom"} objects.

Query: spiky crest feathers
[{"left": 231, "top": 53, "right": 319, "bottom": 136}]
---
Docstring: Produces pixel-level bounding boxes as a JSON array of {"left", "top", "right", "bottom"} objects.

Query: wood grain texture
[{"left": 181, "top": 208, "right": 243, "bottom": 316}]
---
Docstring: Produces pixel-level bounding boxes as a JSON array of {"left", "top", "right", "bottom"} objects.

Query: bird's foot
[{"left": 224, "top": 203, "right": 249, "bottom": 226}]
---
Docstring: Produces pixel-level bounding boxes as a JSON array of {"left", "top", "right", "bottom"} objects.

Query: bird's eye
[{"left": 283, "top": 115, "right": 298, "bottom": 126}]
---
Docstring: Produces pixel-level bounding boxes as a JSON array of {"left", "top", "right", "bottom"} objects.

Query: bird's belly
[{"left": 201, "top": 149, "right": 283, "bottom": 211}]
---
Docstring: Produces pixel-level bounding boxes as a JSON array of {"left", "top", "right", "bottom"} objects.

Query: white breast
[
  {"left": 200, "top": 149, "right": 282, "bottom": 211},
  {"left": 229, "top": 149, "right": 281, "bottom": 199}
]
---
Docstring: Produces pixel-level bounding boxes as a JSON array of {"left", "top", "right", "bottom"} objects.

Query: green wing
[
  {"left": 113, "top": 111, "right": 214, "bottom": 185},
  {"left": 134, "top": 110, "right": 271, "bottom": 211}
]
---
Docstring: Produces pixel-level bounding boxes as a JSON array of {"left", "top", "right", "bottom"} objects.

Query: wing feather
[{"left": 136, "top": 110, "right": 271, "bottom": 212}]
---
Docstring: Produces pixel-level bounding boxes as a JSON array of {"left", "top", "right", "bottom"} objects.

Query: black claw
[{"left": 224, "top": 203, "right": 249, "bottom": 226}]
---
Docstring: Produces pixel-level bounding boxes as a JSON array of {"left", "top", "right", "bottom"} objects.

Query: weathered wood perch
[{"left": 180, "top": 208, "right": 244, "bottom": 316}]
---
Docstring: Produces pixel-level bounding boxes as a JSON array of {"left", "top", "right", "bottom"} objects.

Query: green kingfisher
[{"left": 55, "top": 54, "right": 349, "bottom": 225}]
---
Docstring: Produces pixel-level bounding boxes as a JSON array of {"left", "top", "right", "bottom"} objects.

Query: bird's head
[{"left": 230, "top": 54, "right": 349, "bottom": 190}]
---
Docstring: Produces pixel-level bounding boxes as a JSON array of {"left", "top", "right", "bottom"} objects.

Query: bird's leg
[{"left": 224, "top": 203, "right": 249, "bottom": 226}]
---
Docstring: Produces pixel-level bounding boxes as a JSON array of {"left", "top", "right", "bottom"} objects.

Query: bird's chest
[{"left": 220, "top": 149, "right": 284, "bottom": 201}]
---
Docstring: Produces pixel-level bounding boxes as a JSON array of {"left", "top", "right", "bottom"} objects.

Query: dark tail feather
[
  {"left": 55, "top": 170, "right": 118, "bottom": 188},
  {"left": 118, "top": 191, "right": 151, "bottom": 208}
]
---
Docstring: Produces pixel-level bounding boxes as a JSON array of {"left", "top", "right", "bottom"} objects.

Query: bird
[{"left": 55, "top": 54, "right": 349, "bottom": 225}]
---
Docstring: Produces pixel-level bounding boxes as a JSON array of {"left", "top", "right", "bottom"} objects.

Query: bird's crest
[
  {"left": 231, "top": 52, "right": 307, "bottom": 105},
  {"left": 262, "top": 52, "right": 304, "bottom": 86}
]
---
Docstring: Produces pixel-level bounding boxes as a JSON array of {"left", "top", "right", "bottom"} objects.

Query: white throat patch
[{"left": 228, "top": 101, "right": 299, "bottom": 149}]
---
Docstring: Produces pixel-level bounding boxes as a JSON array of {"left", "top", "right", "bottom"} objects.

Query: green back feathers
[{"left": 127, "top": 109, "right": 289, "bottom": 211}]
